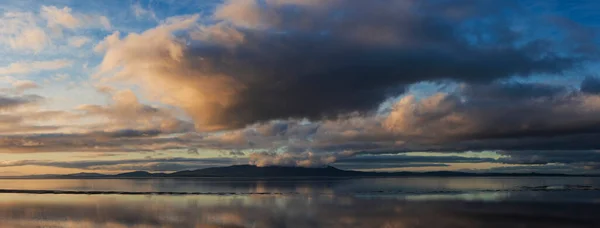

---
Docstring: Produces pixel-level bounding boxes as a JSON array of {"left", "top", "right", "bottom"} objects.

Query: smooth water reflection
[
  {"left": 1, "top": 194, "right": 600, "bottom": 227},
  {"left": 1, "top": 177, "right": 600, "bottom": 193},
  {"left": 2, "top": 177, "right": 600, "bottom": 227}
]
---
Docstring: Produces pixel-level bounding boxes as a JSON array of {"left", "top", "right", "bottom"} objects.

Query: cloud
[
  {"left": 0, "top": 12, "right": 50, "bottom": 51},
  {"left": 0, "top": 59, "right": 72, "bottom": 75},
  {"left": 0, "top": 157, "right": 240, "bottom": 172},
  {"left": 187, "top": 148, "right": 199, "bottom": 155},
  {"left": 581, "top": 76, "right": 600, "bottom": 94},
  {"left": 497, "top": 150, "right": 600, "bottom": 165},
  {"left": 51, "top": 73, "right": 70, "bottom": 82},
  {"left": 177, "top": 80, "right": 600, "bottom": 169},
  {"left": 384, "top": 82, "right": 600, "bottom": 143},
  {"left": 256, "top": 121, "right": 289, "bottom": 136},
  {"left": 332, "top": 154, "right": 498, "bottom": 170},
  {"left": 0, "top": 0, "right": 597, "bottom": 174},
  {"left": 248, "top": 148, "right": 496, "bottom": 170},
  {"left": 0, "top": 108, "right": 66, "bottom": 135},
  {"left": 333, "top": 162, "right": 450, "bottom": 170},
  {"left": 41, "top": 5, "right": 111, "bottom": 30},
  {"left": 229, "top": 150, "right": 245, "bottom": 156},
  {"left": 473, "top": 163, "right": 589, "bottom": 174},
  {"left": 336, "top": 155, "right": 496, "bottom": 164},
  {"left": 11, "top": 80, "right": 39, "bottom": 93},
  {"left": 8, "top": 27, "right": 49, "bottom": 52},
  {"left": 74, "top": 89, "right": 193, "bottom": 133},
  {"left": 249, "top": 151, "right": 340, "bottom": 168},
  {"left": 0, "top": 6, "right": 110, "bottom": 51},
  {"left": 0, "top": 94, "right": 42, "bottom": 110},
  {"left": 41, "top": 6, "right": 81, "bottom": 29},
  {"left": 67, "top": 36, "right": 91, "bottom": 47},
  {"left": 131, "top": 2, "right": 157, "bottom": 20},
  {"left": 96, "top": 0, "right": 588, "bottom": 131},
  {"left": 0, "top": 132, "right": 182, "bottom": 153},
  {"left": 99, "top": 16, "right": 111, "bottom": 30},
  {"left": 0, "top": 89, "right": 192, "bottom": 152},
  {"left": 5, "top": 80, "right": 600, "bottom": 173},
  {"left": 0, "top": 78, "right": 39, "bottom": 93}
]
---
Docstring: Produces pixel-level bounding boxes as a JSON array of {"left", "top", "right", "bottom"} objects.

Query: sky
[{"left": 1, "top": 0, "right": 600, "bottom": 176}]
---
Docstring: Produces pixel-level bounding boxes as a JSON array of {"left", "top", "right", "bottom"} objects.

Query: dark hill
[
  {"left": 63, "top": 172, "right": 109, "bottom": 178},
  {"left": 11, "top": 165, "right": 588, "bottom": 179},
  {"left": 168, "top": 165, "right": 366, "bottom": 177},
  {"left": 115, "top": 171, "right": 162, "bottom": 178}
]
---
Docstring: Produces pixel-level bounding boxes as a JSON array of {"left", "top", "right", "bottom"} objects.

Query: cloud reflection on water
[
  {"left": 0, "top": 194, "right": 599, "bottom": 228},
  {"left": 0, "top": 177, "right": 599, "bottom": 227}
]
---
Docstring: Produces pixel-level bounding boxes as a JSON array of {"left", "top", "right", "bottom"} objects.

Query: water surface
[{"left": 2, "top": 177, "right": 600, "bottom": 227}]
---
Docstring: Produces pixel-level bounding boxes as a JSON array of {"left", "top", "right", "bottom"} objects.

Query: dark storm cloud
[
  {"left": 99, "top": 0, "right": 593, "bottom": 131},
  {"left": 460, "top": 82, "right": 569, "bottom": 100},
  {"left": 190, "top": 34, "right": 573, "bottom": 129},
  {"left": 581, "top": 76, "right": 600, "bottom": 94}
]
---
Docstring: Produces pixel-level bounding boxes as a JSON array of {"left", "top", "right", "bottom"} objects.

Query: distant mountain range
[{"left": 4, "top": 165, "right": 592, "bottom": 179}]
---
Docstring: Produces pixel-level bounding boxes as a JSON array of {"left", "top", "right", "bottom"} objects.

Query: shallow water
[{"left": 2, "top": 177, "right": 600, "bottom": 227}]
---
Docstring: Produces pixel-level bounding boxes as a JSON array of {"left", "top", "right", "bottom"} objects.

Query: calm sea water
[{"left": 2, "top": 177, "right": 600, "bottom": 227}]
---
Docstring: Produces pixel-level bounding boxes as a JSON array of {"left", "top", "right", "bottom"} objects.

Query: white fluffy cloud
[
  {"left": 41, "top": 6, "right": 81, "bottom": 29},
  {"left": 131, "top": 2, "right": 157, "bottom": 20},
  {"left": 0, "top": 6, "right": 110, "bottom": 52},
  {"left": 0, "top": 12, "right": 50, "bottom": 51},
  {"left": 74, "top": 89, "right": 193, "bottom": 133},
  {"left": 67, "top": 36, "right": 91, "bottom": 47},
  {"left": 11, "top": 80, "right": 39, "bottom": 93},
  {"left": 94, "top": 15, "right": 245, "bottom": 131},
  {"left": 41, "top": 6, "right": 111, "bottom": 30},
  {"left": 0, "top": 60, "right": 72, "bottom": 75}
]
